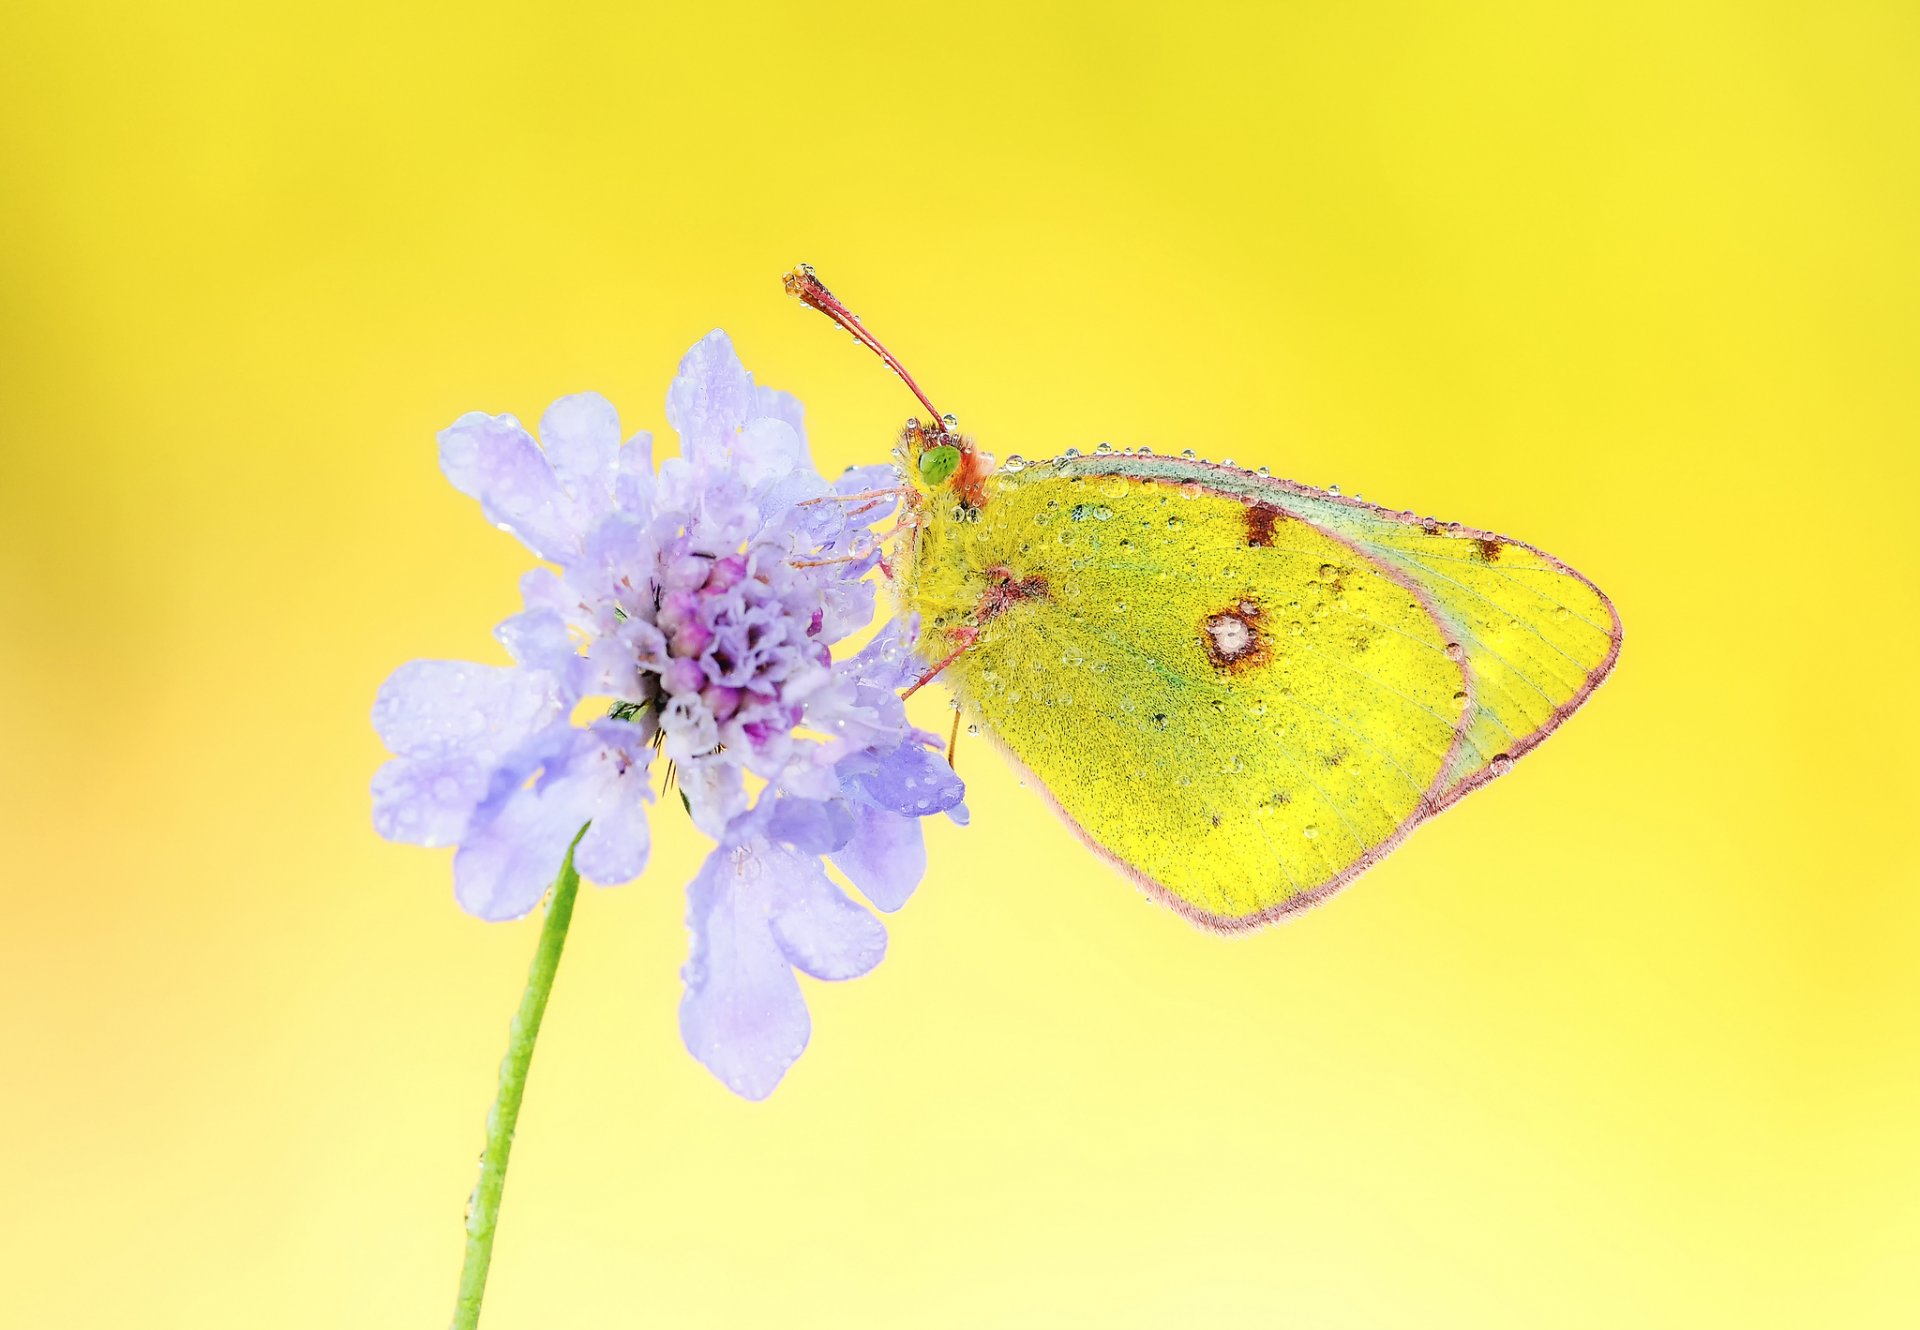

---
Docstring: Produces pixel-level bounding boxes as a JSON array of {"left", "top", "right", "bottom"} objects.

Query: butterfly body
[
  {"left": 895, "top": 429, "right": 1621, "bottom": 932},
  {"left": 784, "top": 266, "right": 1620, "bottom": 933}
]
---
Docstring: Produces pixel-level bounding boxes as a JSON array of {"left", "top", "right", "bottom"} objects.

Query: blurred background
[{"left": 2, "top": 3, "right": 1915, "bottom": 1326}]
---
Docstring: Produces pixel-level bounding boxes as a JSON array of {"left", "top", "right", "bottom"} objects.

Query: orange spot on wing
[{"left": 1246, "top": 503, "right": 1283, "bottom": 547}]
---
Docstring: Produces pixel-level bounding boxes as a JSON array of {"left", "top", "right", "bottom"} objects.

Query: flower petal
[
  {"left": 551, "top": 725, "right": 655, "bottom": 886},
  {"left": 679, "top": 844, "right": 810, "bottom": 1100},
  {"left": 761, "top": 795, "right": 855, "bottom": 854},
  {"left": 537, "top": 392, "right": 620, "bottom": 504},
  {"left": 850, "top": 740, "right": 966, "bottom": 819},
  {"left": 753, "top": 384, "right": 806, "bottom": 441},
  {"left": 677, "top": 753, "right": 748, "bottom": 841},
  {"left": 829, "top": 803, "right": 926, "bottom": 912},
  {"left": 452, "top": 780, "right": 589, "bottom": 921},
  {"left": 844, "top": 616, "right": 921, "bottom": 692},
  {"left": 371, "top": 660, "right": 565, "bottom": 763},
  {"left": 614, "top": 431, "right": 656, "bottom": 515},
  {"left": 767, "top": 849, "right": 888, "bottom": 981},
  {"left": 438, "top": 412, "right": 580, "bottom": 561},
  {"left": 665, "top": 330, "right": 755, "bottom": 469},
  {"left": 495, "top": 608, "right": 577, "bottom": 676},
  {"left": 370, "top": 754, "right": 491, "bottom": 847},
  {"left": 733, "top": 416, "right": 810, "bottom": 490}
]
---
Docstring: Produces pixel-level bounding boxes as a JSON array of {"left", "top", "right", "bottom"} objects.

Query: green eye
[{"left": 919, "top": 444, "right": 961, "bottom": 486}]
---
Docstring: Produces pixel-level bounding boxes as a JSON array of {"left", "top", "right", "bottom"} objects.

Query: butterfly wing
[{"left": 921, "top": 452, "right": 1620, "bottom": 931}]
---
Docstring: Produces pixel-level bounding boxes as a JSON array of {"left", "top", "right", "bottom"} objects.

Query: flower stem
[{"left": 451, "top": 829, "right": 586, "bottom": 1330}]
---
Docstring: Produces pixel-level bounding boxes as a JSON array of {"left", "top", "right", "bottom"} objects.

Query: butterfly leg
[{"left": 903, "top": 627, "right": 978, "bottom": 698}]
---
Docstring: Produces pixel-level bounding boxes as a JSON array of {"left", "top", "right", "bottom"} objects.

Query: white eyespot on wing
[{"left": 1205, "top": 613, "right": 1253, "bottom": 659}]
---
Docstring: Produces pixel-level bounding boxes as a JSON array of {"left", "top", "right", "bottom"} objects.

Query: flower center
[{"left": 651, "top": 550, "right": 826, "bottom": 745}]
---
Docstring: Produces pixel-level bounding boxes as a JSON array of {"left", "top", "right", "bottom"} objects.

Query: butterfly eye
[{"left": 919, "top": 444, "right": 961, "bottom": 487}]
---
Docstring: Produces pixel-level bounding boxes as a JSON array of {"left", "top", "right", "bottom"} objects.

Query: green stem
[{"left": 450, "top": 829, "right": 586, "bottom": 1330}]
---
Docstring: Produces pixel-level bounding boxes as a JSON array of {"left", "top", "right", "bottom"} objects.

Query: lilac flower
[{"left": 372, "top": 331, "right": 965, "bottom": 1098}]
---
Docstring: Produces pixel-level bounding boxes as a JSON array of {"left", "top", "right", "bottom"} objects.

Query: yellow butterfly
[{"left": 788, "top": 268, "right": 1622, "bottom": 932}]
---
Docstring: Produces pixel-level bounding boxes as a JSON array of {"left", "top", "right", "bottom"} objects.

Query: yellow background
[{"left": 3, "top": 3, "right": 1915, "bottom": 1326}]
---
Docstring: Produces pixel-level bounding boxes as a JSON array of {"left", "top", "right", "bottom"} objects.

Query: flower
[{"left": 372, "top": 330, "right": 966, "bottom": 1098}]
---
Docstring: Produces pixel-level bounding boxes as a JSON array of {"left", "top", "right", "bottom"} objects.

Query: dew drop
[
  {"left": 1489, "top": 754, "right": 1515, "bottom": 777},
  {"left": 1095, "top": 441, "right": 1114, "bottom": 455},
  {"left": 1062, "top": 447, "right": 1081, "bottom": 459},
  {"left": 1327, "top": 483, "right": 1342, "bottom": 496},
  {"left": 1180, "top": 448, "right": 1197, "bottom": 460},
  {"left": 1303, "top": 825, "right": 1320, "bottom": 840},
  {"left": 1444, "top": 642, "right": 1467, "bottom": 662}
]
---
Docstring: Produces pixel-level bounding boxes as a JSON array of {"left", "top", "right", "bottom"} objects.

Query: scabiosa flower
[{"left": 372, "top": 330, "right": 965, "bottom": 1099}]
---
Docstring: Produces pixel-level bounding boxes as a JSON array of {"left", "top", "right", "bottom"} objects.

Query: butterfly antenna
[{"left": 783, "top": 265, "right": 944, "bottom": 424}]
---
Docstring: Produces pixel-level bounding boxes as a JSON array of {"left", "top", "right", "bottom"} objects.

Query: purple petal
[
  {"left": 767, "top": 850, "right": 888, "bottom": 981},
  {"left": 537, "top": 392, "right": 620, "bottom": 504},
  {"left": 614, "top": 432, "right": 656, "bottom": 515},
  {"left": 753, "top": 384, "right": 806, "bottom": 441},
  {"left": 438, "top": 412, "right": 579, "bottom": 561},
  {"left": 733, "top": 417, "right": 810, "bottom": 489},
  {"left": 550, "top": 725, "right": 655, "bottom": 886},
  {"left": 518, "top": 566, "right": 572, "bottom": 615},
  {"left": 452, "top": 780, "right": 590, "bottom": 921},
  {"left": 665, "top": 330, "right": 755, "bottom": 469},
  {"left": 761, "top": 796, "right": 855, "bottom": 854},
  {"left": 494, "top": 608, "right": 576, "bottom": 675},
  {"left": 844, "top": 617, "right": 921, "bottom": 691},
  {"left": 371, "top": 660, "right": 564, "bottom": 763},
  {"left": 829, "top": 803, "right": 926, "bottom": 912},
  {"left": 851, "top": 741, "right": 966, "bottom": 819},
  {"left": 370, "top": 754, "right": 491, "bottom": 847},
  {"left": 677, "top": 754, "right": 748, "bottom": 841},
  {"left": 679, "top": 844, "right": 810, "bottom": 1100},
  {"left": 834, "top": 463, "right": 896, "bottom": 495}
]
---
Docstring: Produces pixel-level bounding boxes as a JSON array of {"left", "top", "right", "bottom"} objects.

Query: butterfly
[{"left": 787, "top": 267, "right": 1622, "bottom": 932}]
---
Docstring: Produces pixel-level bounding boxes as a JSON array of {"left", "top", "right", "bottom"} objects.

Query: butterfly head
[
  {"left": 899, "top": 415, "right": 995, "bottom": 509},
  {"left": 785, "top": 265, "right": 998, "bottom": 507}
]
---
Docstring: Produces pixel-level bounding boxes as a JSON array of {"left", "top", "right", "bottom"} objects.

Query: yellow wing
[{"left": 902, "top": 452, "right": 1621, "bottom": 931}]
